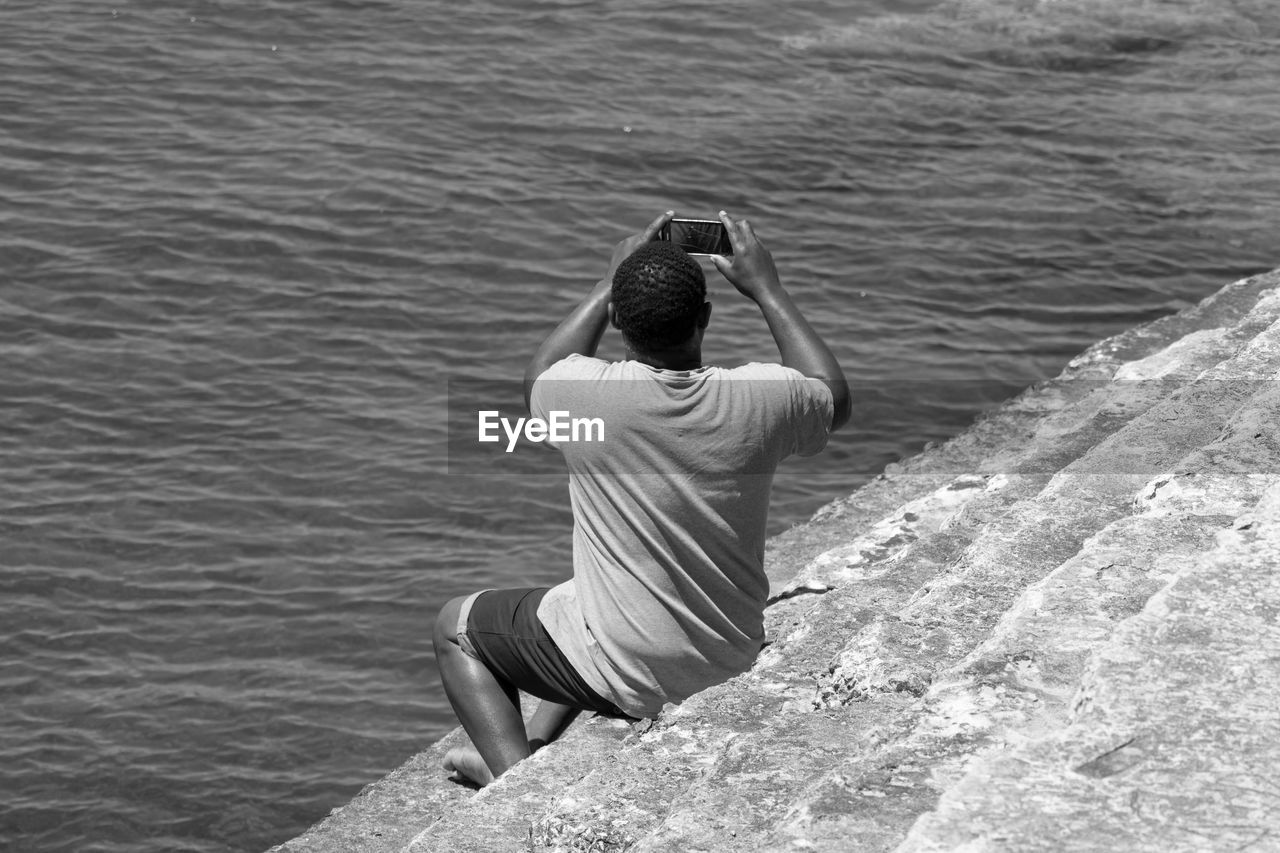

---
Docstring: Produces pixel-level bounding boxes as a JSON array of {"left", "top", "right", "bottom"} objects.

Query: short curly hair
[{"left": 611, "top": 241, "right": 707, "bottom": 351}]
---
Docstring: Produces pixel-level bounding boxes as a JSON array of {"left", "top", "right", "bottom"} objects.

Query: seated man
[{"left": 433, "top": 210, "right": 851, "bottom": 786}]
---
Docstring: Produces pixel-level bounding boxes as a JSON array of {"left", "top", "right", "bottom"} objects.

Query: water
[{"left": 2, "top": 0, "right": 1278, "bottom": 849}]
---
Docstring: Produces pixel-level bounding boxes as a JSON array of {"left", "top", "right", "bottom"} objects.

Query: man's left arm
[{"left": 522, "top": 210, "right": 673, "bottom": 411}]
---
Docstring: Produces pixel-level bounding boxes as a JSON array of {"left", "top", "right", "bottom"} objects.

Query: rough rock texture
[{"left": 268, "top": 268, "right": 1280, "bottom": 853}]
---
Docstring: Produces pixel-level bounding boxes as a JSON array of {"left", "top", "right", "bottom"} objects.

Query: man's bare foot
[{"left": 442, "top": 747, "right": 494, "bottom": 787}]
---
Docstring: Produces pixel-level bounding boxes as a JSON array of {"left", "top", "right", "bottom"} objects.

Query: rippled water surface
[{"left": 3, "top": 0, "right": 1279, "bottom": 849}]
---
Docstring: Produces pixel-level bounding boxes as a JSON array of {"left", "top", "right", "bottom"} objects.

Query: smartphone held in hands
[{"left": 658, "top": 218, "right": 733, "bottom": 256}]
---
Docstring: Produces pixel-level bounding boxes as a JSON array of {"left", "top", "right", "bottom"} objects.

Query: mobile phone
[{"left": 658, "top": 218, "right": 733, "bottom": 256}]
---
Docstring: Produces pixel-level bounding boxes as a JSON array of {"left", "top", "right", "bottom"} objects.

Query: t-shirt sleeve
[
  {"left": 784, "top": 369, "right": 835, "bottom": 457},
  {"left": 730, "top": 362, "right": 835, "bottom": 459},
  {"left": 529, "top": 353, "right": 608, "bottom": 424}
]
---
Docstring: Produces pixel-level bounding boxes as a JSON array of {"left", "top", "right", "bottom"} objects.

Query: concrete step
[
  {"left": 629, "top": 314, "right": 1280, "bottom": 851},
  {"left": 763, "top": 381, "right": 1280, "bottom": 852},
  {"left": 267, "top": 704, "right": 634, "bottom": 853},
  {"left": 760, "top": 271, "right": 1280, "bottom": 587},
  {"left": 503, "top": 454, "right": 1099, "bottom": 848},
  {"left": 407, "top": 475, "right": 1016, "bottom": 851},
  {"left": 810, "top": 310, "right": 1280, "bottom": 716},
  {"left": 404, "top": 713, "right": 636, "bottom": 853},
  {"left": 768, "top": 287, "right": 1280, "bottom": 639},
  {"left": 885, "top": 322, "right": 1280, "bottom": 845},
  {"left": 898, "top": 479, "right": 1280, "bottom": 852},
  {"left": 268, "top": 729, "right": 473, "bottom": 853}
]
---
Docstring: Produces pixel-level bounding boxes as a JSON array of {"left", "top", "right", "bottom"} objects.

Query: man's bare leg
[
  {"left": 441, "top": 697, "right": 581, "bottom": 786},
  {"left": 433, "top": 596, "right": 531, "bottom": 786},
  {"left": 527, "top": 700, "right": 579, "bottom": 752}
]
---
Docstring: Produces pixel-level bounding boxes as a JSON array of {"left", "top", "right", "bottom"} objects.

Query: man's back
[{"left": 531, "top": 354, "right": 832, "bottom": 717}]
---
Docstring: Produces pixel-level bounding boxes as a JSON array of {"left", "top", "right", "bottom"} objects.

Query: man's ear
[
  {"left": 696, "top": 301, "right": 712, "bottom": 330},
  {"left": 607, "top": 302, "right": 620, "bottom": 330}
]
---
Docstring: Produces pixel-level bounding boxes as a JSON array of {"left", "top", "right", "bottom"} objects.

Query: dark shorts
[{"left": 457, "top": 587, "right": 628, "bottom": 717}]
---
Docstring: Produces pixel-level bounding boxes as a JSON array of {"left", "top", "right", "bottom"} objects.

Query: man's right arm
[
  {"left": 712, "top": 211, "right": 852, "bottom": 431},
  {"left": 522, "top": 211, "right": 674, "bottom": 412}
]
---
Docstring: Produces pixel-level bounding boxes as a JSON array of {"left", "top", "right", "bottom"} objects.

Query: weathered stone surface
[
  {"left": 763, "top": 269, "right": 1280, "bottom": 588},
  {"left": 764, "top": 410, "right": 1280, "bottom": 851},
  {"left": 899, "top": 483, "right": 1280, "bottom": 853},
  {"left": 669, "top": 309, "right": 1280, "bottom": 851},
  {"left": 268, "top": 728, "right": 472, "bottom": 853},
  {"left": 267, "top": 269, "right": 1280, "bottom": 853},
  {"left": 403, "top": 713, "right": 636, "bottom": 853}
]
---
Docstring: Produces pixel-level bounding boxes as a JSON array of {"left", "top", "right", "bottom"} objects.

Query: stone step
[
  {"left": 897, "top": 480, "right": 1280, "bottom": 852},
  {"left": 768, "top": 288, "right": 1280, "bottom": 635},
  {"left": 267, "top": 702, "right": 634, "bottom": 853},
  {"left": 505, "top": 453, "right": 1093, "bottom": 848},
  {"left": 268, "top": 727, "right": 474, "bottom": 853},
  {"left": 404, "top": 712, "right": 636, "bottom": 853},
  {"left": 407, "top": 477, "right": 1018, "bottom": 851},
  {"left": 879, "top": 311, "right": 1280, "bottom": 653},
  {"left": 627, "top": 316, "right": 1280, "bottom": 851},
  {"left": 760, "top": 272, "right": 1280, "bottom": 587},
  {"left": 807, "top": 311, "right": 1280, "bottom": 713},
  {"left": 766, "top": 288, "right": 1280, "bottom": 651},
  {"left": 761, "top": 382, "right": 1280, "bottom": 852},
  {"left": 401, "top": 283, "right": 1280, "bottom": 853}
]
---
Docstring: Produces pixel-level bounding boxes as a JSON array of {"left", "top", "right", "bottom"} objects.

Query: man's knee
[{"left": 433, "top": 595, "right": 468, "bottom": 652}]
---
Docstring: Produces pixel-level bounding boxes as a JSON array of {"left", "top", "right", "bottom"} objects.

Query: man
[{"left": 433, "top": 210, "right": 851, "bottom": 786}]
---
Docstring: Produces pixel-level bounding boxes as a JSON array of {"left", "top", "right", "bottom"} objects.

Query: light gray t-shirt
[{"left": 530, "top": 354, "right": 833, "bottom": 717}]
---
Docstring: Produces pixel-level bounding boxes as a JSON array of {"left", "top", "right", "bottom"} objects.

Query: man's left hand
[{"left": 604, "top": 210, "right": 674, "bottom": 283}]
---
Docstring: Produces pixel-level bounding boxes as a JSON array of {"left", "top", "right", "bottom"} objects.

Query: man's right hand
[{"left": 710, "top": 210, "right": 783, "bottom": 302}]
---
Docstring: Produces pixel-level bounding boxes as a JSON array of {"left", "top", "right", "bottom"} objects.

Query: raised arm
[
  {"left": 711, "top": 211, "right": 852, "bottom": 431},
  {"left": 522, "top": 211, "right": 674, "bottom": 410}
]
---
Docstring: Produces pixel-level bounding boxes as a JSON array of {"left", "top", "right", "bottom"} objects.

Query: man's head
[{"left": 610, "top": 241, "right": 709, "bottom": 353}]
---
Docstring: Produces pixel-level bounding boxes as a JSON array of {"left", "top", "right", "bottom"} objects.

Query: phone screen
[{"left": 661, "top": 218, "right": 733, "bottom": 256}]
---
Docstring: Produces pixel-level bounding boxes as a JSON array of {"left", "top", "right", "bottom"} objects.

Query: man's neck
[{"left": 628, "top": 346, "right": 702, "bottom": 371}]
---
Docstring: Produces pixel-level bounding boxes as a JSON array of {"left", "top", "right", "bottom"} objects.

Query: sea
[{"left": 2, "top": 0, "right": 1278, "bottom": 850}]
